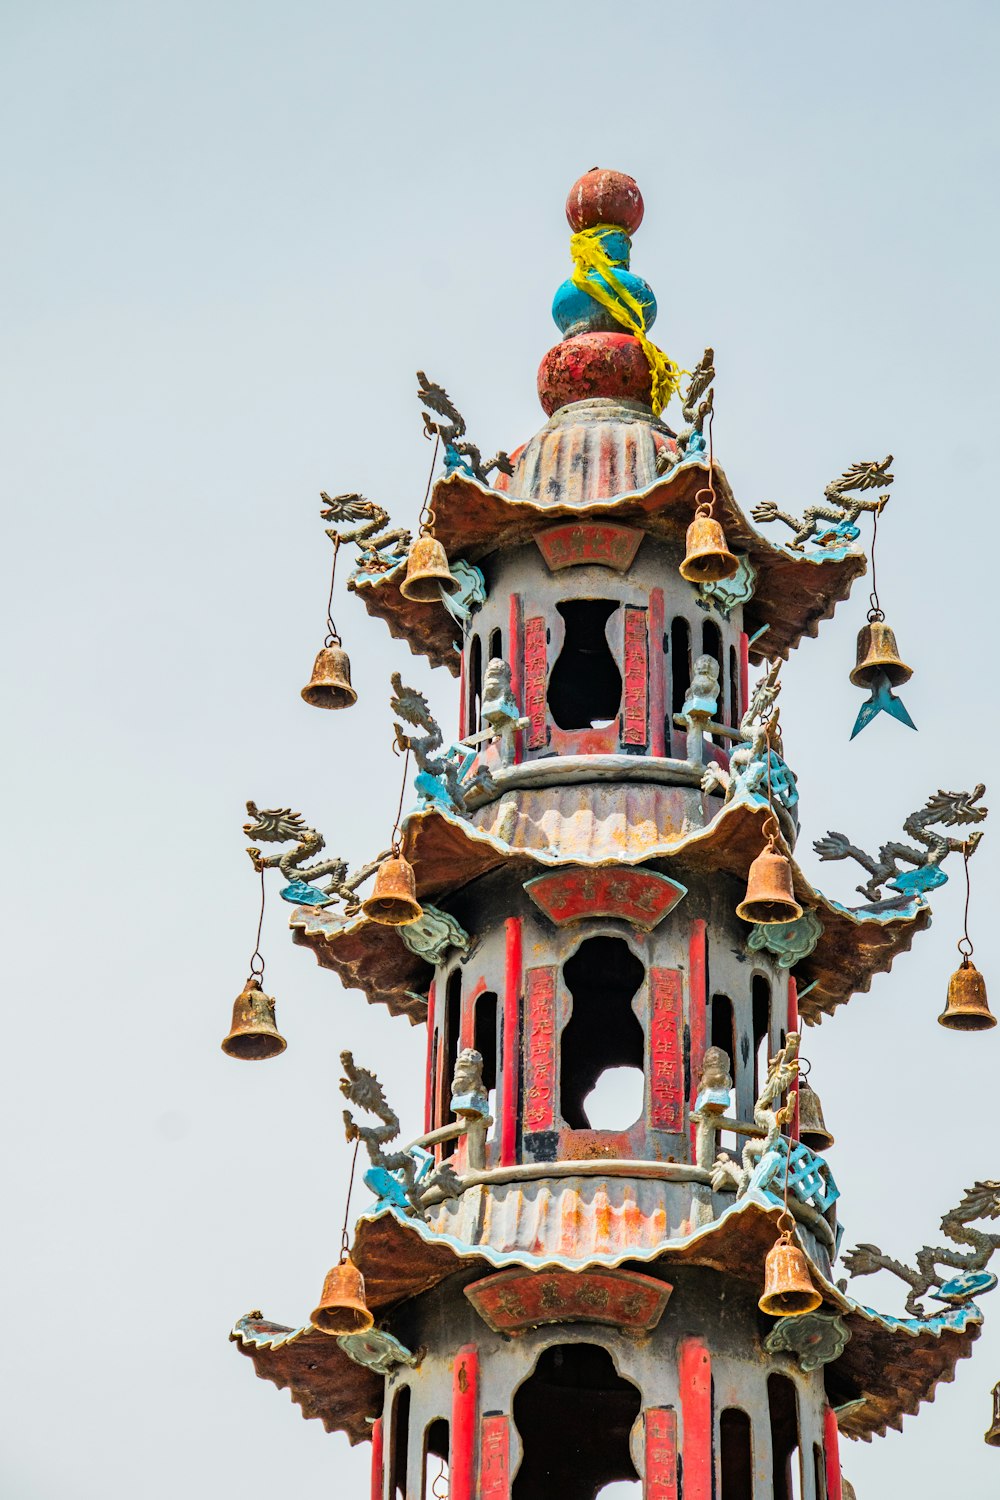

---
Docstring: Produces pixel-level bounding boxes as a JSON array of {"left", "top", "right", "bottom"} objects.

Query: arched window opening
[
  {"left": 670, "top": 617, "right": 692, "bottom": 719},
  {"left": 512, "top": 1344, "right": 641, "bottom": 1500},
  {"left": 701, "top": 621, "right": 723, "bottom": 740},
  {"left": 561, "top": 937, "right": 645, "bottom": 1130},
  {"left": 767, "top": 1373, "right": 802, "bottom": 1500},
  {"left": 548, "top": 601, "right": 622, "bottom": 730},
  {"left": 596, "top": 1485, "right": 640, "bottom": 1497},
  {"left": 389, "top": 1385, "right": 411, "bottom": 1499},
  {"left": 467, "top": 634, "right": 483, "bottom": 736},
  {"left": 720, "top": 1407, "right": 753, "bottom": 1500},
  {"left": 711, "top": 993, "right": 737, "bottom": 1149},
  {"left": 437, "top": 969, "right": 462, "bottom": 1129},
  {"left": 729, "top": 644, "right": 739, "bottom": 728},
  {"left": 752, "top": 975, "right": 771, "bottom": 1102},
  {"left": 422, "top": 1418, "right": 450, "bottom": 1500},
  {"left": 488, "top": 627, "right": 503, "bottom": 663},
  {"left": 813, "top": 1442, "right": 827, "bottom": 1500},
  {"left": 474, "top": 990, "right": 498, "bottom": 1136}
]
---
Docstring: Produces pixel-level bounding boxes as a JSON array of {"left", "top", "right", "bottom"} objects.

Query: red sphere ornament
[
  {"left": 565, "top": 168, "right": 644, "bottom": 235},
  {"left": 537, "top": 332, "right": 652, "bottom": 416}
]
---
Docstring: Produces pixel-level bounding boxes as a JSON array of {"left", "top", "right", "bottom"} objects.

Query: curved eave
[
  {"left": 349, "top": 560, "right": 461, "bottom": 678},
  {"left": 288, "top": 798, "right": 928, "bottom": 1027},
  {"left": 230, "top": 1313, "right": 382, "bottom": 1445}
]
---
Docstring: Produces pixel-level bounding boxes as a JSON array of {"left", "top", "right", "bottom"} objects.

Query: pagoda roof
[
  {"left": 232, "top": 1194, "right": 980, "bottom": 1445},
  {"left": 291, "top": 795, "right": 930, "bottom": 1027},
  {"left": 350, "top": 447, "right": 866, "bottom": 678}
]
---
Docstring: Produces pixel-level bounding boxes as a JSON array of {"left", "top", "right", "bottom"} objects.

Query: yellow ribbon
[{"left": 568, "top": 225, "right": 685, "bottom": 416}]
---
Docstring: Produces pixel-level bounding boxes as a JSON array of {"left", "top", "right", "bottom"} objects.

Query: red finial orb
[
  {"left": 565, "top": 168, "right": 644, "bottom": 235},
  {"left": 537, "top": 332, "right": 652, "bottom": 416}
]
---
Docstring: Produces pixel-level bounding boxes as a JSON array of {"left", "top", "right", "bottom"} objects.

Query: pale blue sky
[{"left": 3, "top": 3, "right": 1000, "bottom": 1495}]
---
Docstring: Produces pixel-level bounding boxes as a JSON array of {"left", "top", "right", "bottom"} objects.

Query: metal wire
[
  {"left": 324, "top": 535, "right": 342, "bottom": 647},
  {"left": 390, "top": 743, "right": 412, "bottom": 855},
  {"left": 418, "top": 433, "right": 441, "bottom": 534},
  {"left": 431, "top": 1459, "right": 450, "bottom": 1499},
  {"left": 867, "top": 504, "right": 884, "bottom": 623},
  {"left": 339, "top": 1138, "right": 361, "bottom": 1263},
  {"left": 247, "top": 865, "right": 267, "bottom": 982},
  {"left": 958, "top": 841, "right": 975, "bottom": 961},
  {"left": 693, "top": 406, "right": 717, "bottom": 519}
]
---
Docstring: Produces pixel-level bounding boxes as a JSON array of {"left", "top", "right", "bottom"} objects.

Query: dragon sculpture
[
  {"left": 391, "top": 672, "right": 495, "bottom": 814},
  {"left": 711, "top": 1032, "right": 800, "bottom": 1198},
  {"left": 843, "top": 1182, "right": 1000, "bottom": 1317},
  {"left": 340, "top": 1050, "right": 461, "bottom": 1220},
  {"left": 751, "top": 455, "right": 894, "bottom": 550},
  {"left": 656, "top": 346, "right": 715, "bottom": 472},
  {"left": 416, "top": 371, "right": 514, "bottom": 485},
  {"left": 813, "top": 785, "right": 987, "bottom": 901},
  {"left": 243, "top": 801, "right": 385, "bottom": 910},
  {"left": 320, "top": 491, "right": 412, "bottom": 575},
  {"left": 701, "top": 662, "right": 797, "bottom": 811}
]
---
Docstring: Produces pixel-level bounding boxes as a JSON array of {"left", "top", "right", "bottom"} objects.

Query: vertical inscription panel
[
  {"left": 524, "top": 615, "right": 547, "bottom": 749},
  {"left": 648, "top": 968, "right": 684, "bottom": 1131},
  {"left": 481, "top": 1414, "right": 511, "bottom": 1500},
  {"left": 644, "top": 1408, "right": 678, "bottom": 1500},
  {"left": 523, "top": 966, "right": 557, "bottom": 1132},
  {"left": 623, "top": 605, "right": 649, "bottom": 746}
]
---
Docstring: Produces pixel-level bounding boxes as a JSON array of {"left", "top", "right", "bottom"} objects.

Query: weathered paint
[
  {"left": 500, "top": 918, "right": 522, "bottom": 1167},
  {"left": 534, "top": 521, "right": 643, "bottom": 573},
  {"left": 508, "top": 592, "right": 523, "bottom": 765},
  {"left": 480, "top": 1413, "right": 510, "bottom": 1500},
  {"left": 523, "top": 867, "right": 686, "bottom": 929},
  {"left": 524, "top": 615, "right": 547, "bottom": 749},
  {"left": 739, "top": 629, "right": 749, "bottom": 722},
  {"left": 645, "top": 1407, "right": 678, "bottom": 1500},
  {"left": 464, "top": 1266, "right": 672, "bottom": 1334},
  {"left": 649, "top": 585, "right": 666, "bottom": 757},
  {"left": 824, "top": 1405, "right": 843, "bottom": 1500},
  {"left": 451, "top": 1345, "right": 478, "bottom": 1500},
  {"left": 687, "top": 921, "right": 708, "bottom": 1158},
  {"left": 370, "top": 1414, "right": 384, "bottom": 1500},
  {"left": 623, "top": 605, "right": 649, "bottom": 746},
  {"left": 649, "top": 969, "right": 684, "bottom": 1132},
  {"left": 789, "top": 976, "right": 800, "bottom": 1141},
  {"left": 678, "top": 1337, "right": 712, "bottom": 1500},
  {"left": 523, "top": 967, "right": 557, "bottom": 1132},
  {"left": 424, "top": 980, "right": 436, "bottom": 1136}
]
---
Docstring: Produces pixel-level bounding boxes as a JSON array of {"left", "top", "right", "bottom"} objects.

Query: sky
[{"left": 2, "top": 1, "right": 1000, "bottom": 1495}]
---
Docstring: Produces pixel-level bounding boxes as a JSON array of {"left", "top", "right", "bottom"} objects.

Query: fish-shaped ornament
[
  {"left": 851, "top": 668, "right": 917, "bottom": 740},
  {"left": 849, "top": 620, "right": 916, "bottom": 739}
]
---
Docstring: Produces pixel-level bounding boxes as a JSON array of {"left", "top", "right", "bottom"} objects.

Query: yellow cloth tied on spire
[{"left": 568, "top": 225, "right": 684, "bottom": 416}]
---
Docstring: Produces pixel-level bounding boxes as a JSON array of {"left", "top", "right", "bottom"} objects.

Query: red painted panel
[
  {"left": 524, "top": 966, "right": 557, "bottom": 1132},
  {"left": 788, "top": 976, "right": 800, "bottom": 1141},
  {"left": 509, "top": 594, "right": 523, "bottom": 765},
  {"left": 649, "top": 968, "right": 684, "bottom": 1131},
  {"left": 466, "top": 1267, "right": 672, "bottom": 1334},
  {"left": 525, "top": 867, "right": 686, "bottom": 930},
  {"left": 687, "top": 920, "right": 708, "bottom": 1157},
  {"left": 824, "top": 1405, "right": 843, "bottom": 1500},
  {"left": 623, "top": 605, "right": 649, "bottom": 747},
  {"left": 500, "top": 918, "right": 522, "bottom": 1167},
  {"left": 649, "top": 587, "right": 666, "bottom": 758},
  {"left": 481, "top": 1414, "right": 510, "bottom": 1500},
  {"left": 424, "top": 981, "right": 436, "bottom": 1135},
  {"left": 739, "top": 630, "right": 749, "bottom": 720},
  {"left": 370, "top": 1415, "right": 384, "bottom": 1500},
  {"left": 678, "top": 1337, "right": 712, "bottom": 1500},
  {"left": 524, "top": 615, "right": 547, "bottom": 749},
  {"left": 534, "top": 521, "right": 643, "bottom": 572},
  {"left": 644, "top": 1407, "right": 678, "bottom": 1500},
  {"left": 451, "top": 1346, "right": 478, "bottom": 1500}
]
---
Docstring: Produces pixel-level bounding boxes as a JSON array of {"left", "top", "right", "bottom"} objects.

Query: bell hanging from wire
[
  {"left": 797, "top": 1081, "right": 835, "bottom": 1152},
  {"left": 310, "top": 1255, "right": 374, "bottom": 1336},
  {"left": 679, "top": 508, "right": 738, "bottom": 584},
  {"left": 758, "top": 1218, "right": 823, "bottom": 1317},
  {"left": 850, "top": 620, "right": 912, "bottom": 689},
  {"left": 939, "top": 957, "right": 996, "bottom": 1032},
  {"left": 399, "top": 534, "right": 460, "bottom": 603},
  {"left": 985, "top": 1381, "right": 1000, "bottom": 1447},
  {"left": 301, "top": 641, "right": 358, "bottom": 710},
  {"left": 737, "top": 842, "right": 803, "bottom": 925},
  {"left": 221, "top": 977, "right": 287, "bottom": 1061},
  {"left": 361, "top": 852, "right": 423, "bottom": 926}
]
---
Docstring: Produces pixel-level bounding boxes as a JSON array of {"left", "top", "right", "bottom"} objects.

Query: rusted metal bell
[
  {"left": 361, "top": 854, "right": 423, "bottom": 926},
  {"left": 679, "top": 513, "right": 739, "bottom": 584},
  {"left": 798, "top": 1083, "right": 835, "bottom": 1152},
  {"left": 310, "top": 1256, "right": 374, "bottom": 1336},
  {"left": 736, "top": 847, "right": 803, "bottom": 925},
  {"left": 985, "top": 1381, "right": 1000, "bottom": 1447},
  {"left": 399, "top": 535, "right": 460, "bottom": 603},
  {"left": 301, "top": 644, "right": 357, "bottom": 710},
  {"left": 220, "top": 978, "right": 287, "bottom": 1061},
  {"left": 849, "top": 621, "right": 912, "bottom": 689},
  {"left": 758, "top": 1230, "right": 823, "bottom": 1317},
  {"left": 938, "top": 958, "right": 996, "bottom": 1031}
]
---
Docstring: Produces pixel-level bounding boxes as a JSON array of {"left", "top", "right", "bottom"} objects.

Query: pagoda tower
[{"left": 229, "top": 170, "right": 998, "bottom": 1499}]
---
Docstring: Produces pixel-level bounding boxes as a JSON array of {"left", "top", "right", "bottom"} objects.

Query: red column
[
  {"left": 824, "top": 1405, "right": 843, "bottom": 1500},
  {"left": 481, "top": 1413, "right": 510, "bottom": 1499},
  {"left": 678, "top": 1337, "right": 712, "bottom": 1500},
  {"left": 523, "top": 966, "right": 557, "bottom": 1132},
  {"left": 451, "top": 1346, "right": 479, "bottom": 1500},
  {"left": 644, "top": 1407, "right": 678, "bottom": 1499},
  {"left": 500, "top": 918, "right": 522, "bottom": 1166},
  {"left": 739, "top": 630, "right": 749, "bottom": 721},
  {"left": 370, "top": 1414, "right": 384, "bottom": 1500},
  {"left": 423, "top": 981, "right": 436, "bottom": 1135},
  {"left": 649, "top": 586, "right": 666, "bottom": 757},
  {"left": 508, "top": 593, "right": 524, "bottom": 764},
  {"left": 687, "top": 919, "right": 708, "bottom": 1158},
  {"left": 788, "top": 976, "right": 800, "bottom": 1141}
]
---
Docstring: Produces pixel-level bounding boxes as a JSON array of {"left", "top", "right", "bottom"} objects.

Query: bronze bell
[
  {"left": 736, "top": 846, "right": 803, "bottom": 925},
  {"left": 301, "top": 643, "right": 357, "bottom": 710},
  {"left": 984, "top": 1381, "right": 1000, "bottom": 1447},
  {"left": 938, "top": 957, "right": 996, "bottom": 1031},
  {"left": 758, "top": 1227, "right": 823, "bottom": 1317},
  {"left": 221, "top": 977, "right": 287, "bottom": 1061},
  {"left": 798, "top": 1082, "right": 835, "bottom": 1152},
  {"left": 850, "top": 620, "right": 912, "bottom": 689},
  {"left": 310, "top": 1256, "right": 374, "bottom": 1336},
  {"left": 361, "top": 853, "right": 423, "bottom": 926},
  {"left": 679, "top": 512, "right": 739, "bottom": 584},
  {"left": 399, "top": 535, "right": 460, "bottom": 603}
]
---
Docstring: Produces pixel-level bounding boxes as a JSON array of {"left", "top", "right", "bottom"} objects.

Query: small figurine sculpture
[
  {"left": 712, "top": 1033, "right": 800, "bottom": 1199},
  {"left": 814, "top": 785, "right": 987, "bottom": 901},
  {"left": 319, "top": 491, "right": 412, "bottom": 576},
  {"left": 701, "top": 664, "right": 798, "bottom": 813},
  {"left": 751, "top": 456, "right": 894, "bottom": 551},
  {"left": 481, "top": 657, "right": 529, "bottom": 767},
  {"left": 450, "top": 1047, "right": 489, "bottom": 1119},
  {"left": 694, "top": 1046, "right": 733, "bottom": 1116},
  {"left": 417, "top": 371, "right": 514, "bottom": 484},
  {"left": 682, "top": 654, "right": 721, "bottom": 718}
]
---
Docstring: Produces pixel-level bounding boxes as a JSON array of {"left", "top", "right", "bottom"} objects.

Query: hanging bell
[
  {"left": 679, "top": 512, "right": 739, "bottom": 584},
  {"left": 984, "top": 1381, "right": 1000, "bottom": 1447},
  {"left": 849, "top": 620, "right": 912, "bottom": 689},
  {"left": 938, "top": 957, "right": 996, "bottom": 1032},
  {"left": 736, "top": 846, "right": 803, "bottom": 925},
  {"left": 220, "top": 977, "right": 287, "bottom": 1061},
  {"left": 797, "top": 1082, "right": 835, "bottom": 1152},
  {"left": 758, "top": 1226, "right": 823, "bottom": 1317},
  {"left": 360, "top": 853, "right": 423, "bottom": 926},
  {"left": 310, "top": 1256, "right": 374, "bottom": 1336},
  {"left": 301, "top": 643, "right": 357, "bottom": 710},
  {"left": 399, "top": 535, "right": 461, "bottom": 603}
]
